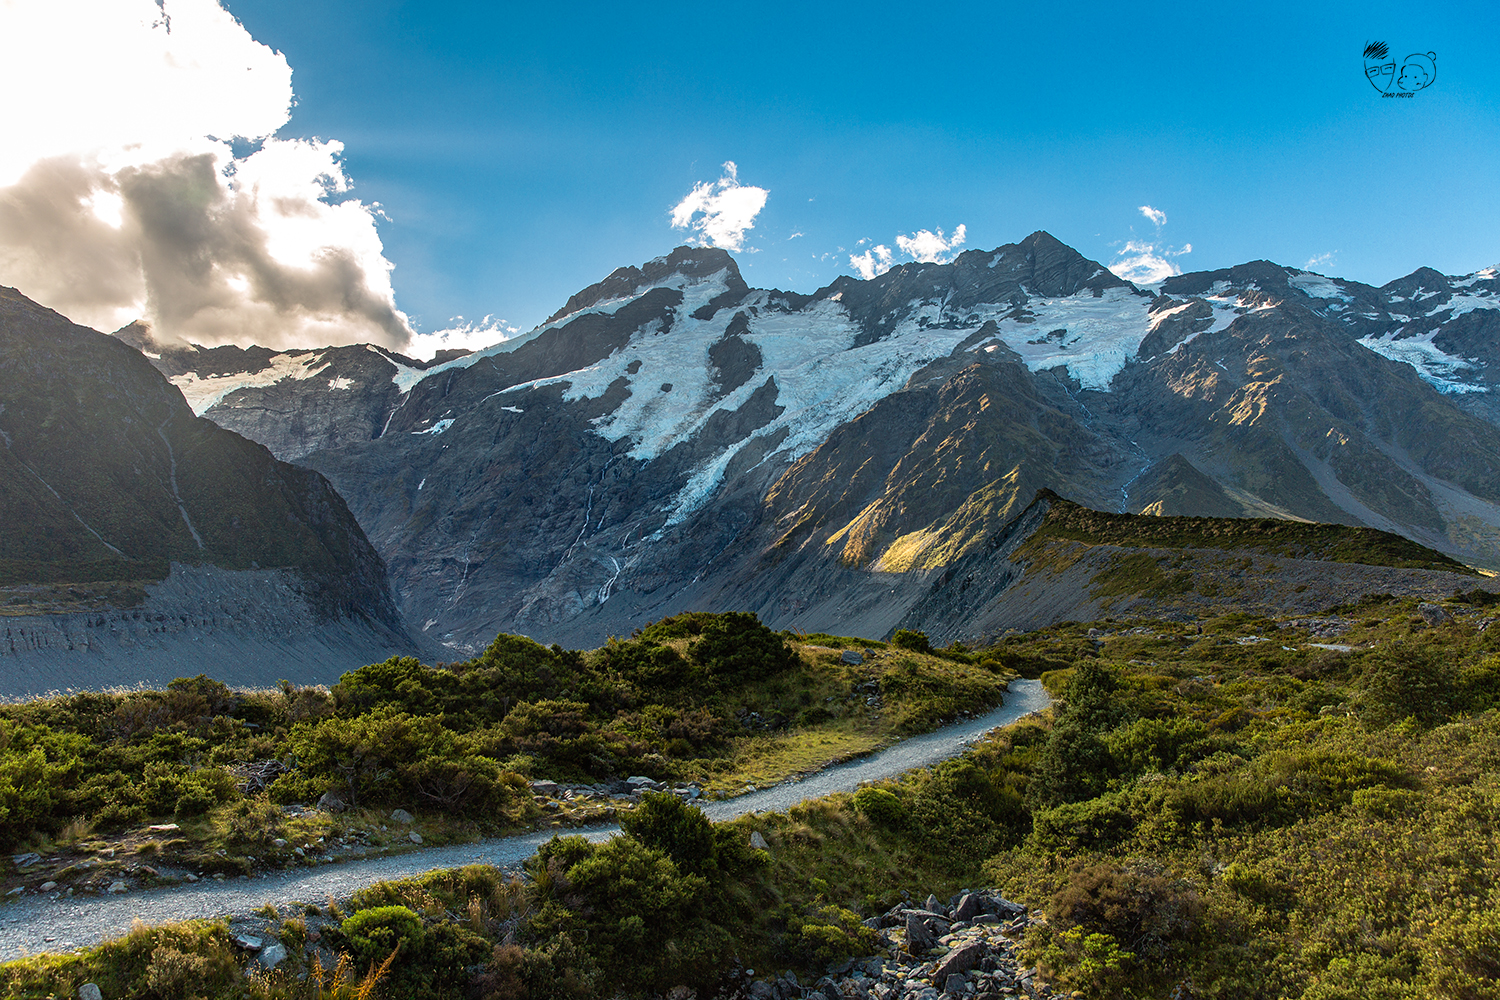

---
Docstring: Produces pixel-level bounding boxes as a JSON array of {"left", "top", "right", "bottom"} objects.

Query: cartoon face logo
[
  {"left": 1363, "top": 40, "right": 1395, "bottom": 91},
  {"left": 1398, "top": 51, "right": 1437, "bottom": 91}
]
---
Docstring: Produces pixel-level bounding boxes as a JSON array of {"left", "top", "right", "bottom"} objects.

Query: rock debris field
[{"left": 0, "top": 680, "right": 1050, "bottom": 962}]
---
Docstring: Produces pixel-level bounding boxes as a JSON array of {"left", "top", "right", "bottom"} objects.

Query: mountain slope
[
  {"left": 105, "top": 235, "right": 1500, "bottom": 651},
  {"left": 0, "top": 287, "right": 416, "bottom": 692}
]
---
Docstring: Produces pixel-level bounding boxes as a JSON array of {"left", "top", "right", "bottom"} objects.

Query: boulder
[
  {"left": 408, "top": 831, "right": 423, "bottom": 844},
  {"left": 389, "top": 808, "right": 415, "bottom": 824},
  {"left": 932, "top": 941, "right": 985, "bottom": 983},
  {"left": 106, "top": 881, "right": 127, "bottom": 894},
  {"left": 255, "top": 943, "right": 288, "bottom": 970},
  {"left": 840, "top": 649, "right": 865, "bottom": 665},
  {"left": 1419, "top": 603, "right": 1452, "bottom": 627},
  {"left": 529, "top": 780, "right": 561, "bottom": 797},
  {"left": 905, "top": 913, "right": 936, "bottom": 955},
  {"left": 316, "top": 791, "right": 347, "bottom": 813},
  {"left": 748, "top": 983, "right": 777, "bottom": 1000},
  {"left": 235, "top": 934, "right": 264, "bottom": 951},
  {"left": 953, "top": 893, "right": 982, "bottom": 922},
  {"left": 942, "top": 973, "right": 967, "bottom": 996},
  {"left": 924, "top": 894, "right": 945, "bottom": 916},
  {"left": 78, "top": 986, "right": 103, "bottom": 1000},
  {"left": 749, "top": 831, "right": 770, "bottom": 851}
]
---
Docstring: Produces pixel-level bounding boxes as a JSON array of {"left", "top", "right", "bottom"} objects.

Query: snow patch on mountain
[
  {"left": 970, "top": 286, "right": 1153, "bottom": 390},
  {"left": 389, "top": 270, "right": 734, "bottom": 396},
  {"left": 1288, "top": 272, "right": 1353, "bottom": 301},
  {"left": 172, "top": 351, "right": 330, "bottom": 415},
  {"left": 1358, "top": 330, "right": 1488, "bottom": 394},
  {"left": 1430, "top": 291, "right": 1500, "bottom": 319}
]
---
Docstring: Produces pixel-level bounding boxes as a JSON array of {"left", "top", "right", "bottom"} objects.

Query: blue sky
[{"left": 1, "top": 1, "right": 1494, "bottom": 353}]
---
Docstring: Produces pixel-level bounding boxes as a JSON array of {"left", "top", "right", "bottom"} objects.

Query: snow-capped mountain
[{"left": 115, "top": 234, "right": 1500, "bottom": 652}]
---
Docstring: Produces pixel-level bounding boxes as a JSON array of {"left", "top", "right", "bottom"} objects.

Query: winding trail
[{"left": 0, "top": 680, "right": 1049, "bottom": 960}]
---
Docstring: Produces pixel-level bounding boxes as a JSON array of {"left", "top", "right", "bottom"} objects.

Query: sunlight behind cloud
[{"left": 0, "top": 0, "right": 416, "bottom": 351}]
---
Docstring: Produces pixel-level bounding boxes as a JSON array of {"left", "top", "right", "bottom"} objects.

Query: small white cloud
[
  {"left": 896, "top": 224, "right": 966, "bottom": 263},
  {"left": 850, "top": 244, "right": 893, "bottom": 280},
  {"left": 787, "top": 231, "right": 803, "bottom": 240},
  {"left": 1305, "top": 251, "right": 1339, "bottom": 271},
  {"left": 669, "top": 161, "right": 768, "bottom": 252},
  {"left": 403, "top": 316, "right": 520, "bottom": 362},
  {"left": 848, "top": 223, "right": 968, "bottom": 279},
  {"left": 1111, "top": 240, "right": 1194, "bottom": 285},
  {"left": 1108, "top": 207, "right": 1190, "bottom": 285}
]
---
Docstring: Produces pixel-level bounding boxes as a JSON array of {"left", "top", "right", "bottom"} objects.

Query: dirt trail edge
[{"left": 0, "top": 679, "right": 1050, "bottom": 959}]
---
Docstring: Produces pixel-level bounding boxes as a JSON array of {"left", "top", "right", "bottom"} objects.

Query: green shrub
[
  {"left": 891, "top": 629, "right": 931, "bottom": 653},
  {"left": 789, "top": 905, "right": 882, "bottom": 965},
  {"left": 621, "top": 791, "right": 717, "bottom": 875},
  {"left": 340, "top": 905, "right": 424, "bottom": 969},
  {"left": 687, "top": 612, "right": 798, "bottom": 689},
  {"left": 1030, "top": 794, "right": 1133, "bottom": 852},
  {"left": 1047, "top": 863, "right": 1203, "bottom": 960},
  {"left": 852, "top": 787, "right": 906, "bottom": 828}
]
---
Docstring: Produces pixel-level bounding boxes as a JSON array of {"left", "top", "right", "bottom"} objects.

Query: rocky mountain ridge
[
  {"left": 0, "top": 287, "right": 418, "bottom": 693},
  {"left": 102, "top": 234, "right": 1500, "bottom": 652}
]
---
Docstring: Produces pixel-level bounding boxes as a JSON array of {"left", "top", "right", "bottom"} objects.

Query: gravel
[{"left": 0, "top": 680, "right": 1048, "bottom": 959}]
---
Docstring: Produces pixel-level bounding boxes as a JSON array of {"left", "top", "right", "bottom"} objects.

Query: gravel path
[{"left": 0, "top": 679, "right": 1049, "bottom": 960}]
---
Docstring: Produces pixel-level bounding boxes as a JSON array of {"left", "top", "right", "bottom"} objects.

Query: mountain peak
[{"left": 546, "top": 245, "right": 747, "bottom": 324}]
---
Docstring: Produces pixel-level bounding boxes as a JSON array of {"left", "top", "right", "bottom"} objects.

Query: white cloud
[
  {"left": 404, "top": 317, "right": 520, "bottom": 362},
  {"left": 1305, "top": 251, "right": 1339, "bottom": 271},
  {"left": 0, "top": 0, "right": 416, "bottom": 351},
  {"left": 848, "top": 223, "right": 968, "bottom": 279},
  {"left": 896, "top": 224, "right": 966, "bottom": 263},
  {"left": 669, "top": 161, "right": 768, "bottom": 252},
  {"left": 850, "top": 245, "right": 893, "bottom": 280},
  {"left": 1108, "top": 208, "right": 1191, "bottom": 285}
]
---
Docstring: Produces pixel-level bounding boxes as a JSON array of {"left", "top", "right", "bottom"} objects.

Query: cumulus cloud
[
  {"left": 848, "top": 223, "right": 967, "bottom": 279},
  {"left": 0, "top": 0, "right": 416, "bottom": 350},
  {"left": 896, "top": 224, "right": 966, "bottom": 263},
  {"left": 849, "top": 244, "right": 894, "bottom": 280},
  {"left": 1108, "top": 207, "right": 1191, "bottom": 285},
  {"left": 669, "top": 162, "right": 768, "bottom": 252}
]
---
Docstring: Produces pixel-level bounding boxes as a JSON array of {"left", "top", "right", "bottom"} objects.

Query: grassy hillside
[{"left": 1035, "top": 490, "right": 1475, "bottom": 574}]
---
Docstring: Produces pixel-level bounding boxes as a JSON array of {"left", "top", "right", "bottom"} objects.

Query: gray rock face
[
  {"left": 953, "top": 893, "right": 982, "bottom": 922},
  {"left": 389, "top": 808, "right": 415, "bottom": 824},
  {"left": 1419, "top": 602, "right": 1453, "bottom": 626},
  {"left": 316, "top": 791, "right": 347, "bottom": 813},
  {"left": 905, "top": 913, "right": 936, "bottom": 955},
  {"left": 932, "top": 941, "right": 986, "bottom": 983},
  {"left": 255, "top": 943, "right": 288, "bottom": 970},
  {"left": 78, "top": 986, "right": 102, "bottom": 1000}
]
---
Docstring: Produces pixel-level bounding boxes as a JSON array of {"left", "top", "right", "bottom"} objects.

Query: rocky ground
[{"left": 741, "top": 889, "right": 1054, "bottom": 1000}]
